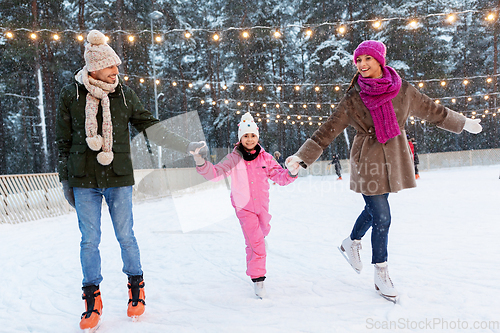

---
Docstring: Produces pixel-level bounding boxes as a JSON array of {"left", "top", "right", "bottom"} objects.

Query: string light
[
  {"left": 408, "top": 20, "right": 419, "bottom": 29},
  {"left": 77, "top": 35, "right": 84, "bottom": 41},
  {"left": 184, "top": 31, "right": 192, "bottom": 39},
  {"left": 337, "top": 25, "right": 347, "bottom": 34},
  {"left": 372, "top": 20, "right": 382, "bottom": 29},
  {"left": 5, "top": 31, "right": 13, "bottom": 38},
  {"left": 52, "top": 34, "right": 60, "bottom": 40},
  {"left": 213, "top": 33, "right": 220, "bottom": 41},
  {"left": 30, "top": 33, "right": 37, "bottom": 39},
  {"left": 128, "top": 35, "right": 135, "bottom": 42},
  {"left": 155, "top": 36, "right": 162, "bottom": 42}
]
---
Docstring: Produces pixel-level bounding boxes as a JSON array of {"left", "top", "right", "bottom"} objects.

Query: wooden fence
[{"left": 0, "top": 173, "right": 71, "bottom": 224}]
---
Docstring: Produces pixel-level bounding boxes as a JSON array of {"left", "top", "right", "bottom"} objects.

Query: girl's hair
[{"left": 346, "top": 72, "right": 360, "bottom": 93}]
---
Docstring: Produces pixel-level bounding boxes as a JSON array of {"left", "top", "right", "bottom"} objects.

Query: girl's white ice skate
[{"left": 254, "top": 281, "right": 267, "bottom": 299}]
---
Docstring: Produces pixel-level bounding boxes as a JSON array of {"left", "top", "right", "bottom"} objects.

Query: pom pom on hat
[
  {"left": 84, "top": 30, "right": 122, "bottom": 72},
  {"left": 87, "top": 30, "right": 107, "bottom": 45},
  {"left": 353, "top": 40, "right": 387, "bottom": 67},
  {"left": 238, "top": 112, "right": 259, "bottom": 141}
]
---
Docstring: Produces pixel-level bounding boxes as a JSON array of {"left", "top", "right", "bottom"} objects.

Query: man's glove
[
  {"left": 285, "top": 155, "right": 302, "bottom": 176},
  {"left": 61, "top": 180, "right": 75, "bottom": 208},
  {"left": 463, "top": 118, "right": 482, "bottom": 134},
  {"left": 188, "top": 141, "right": 208, "bottom": 166}
]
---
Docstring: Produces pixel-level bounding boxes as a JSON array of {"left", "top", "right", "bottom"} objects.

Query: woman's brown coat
[{"left": 296, "top": 80, "right": 466, "bottom": 195}]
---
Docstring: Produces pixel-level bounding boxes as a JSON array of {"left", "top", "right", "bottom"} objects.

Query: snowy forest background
[{"left": 1, "top": 0, "right": 500, "bottom": 175}]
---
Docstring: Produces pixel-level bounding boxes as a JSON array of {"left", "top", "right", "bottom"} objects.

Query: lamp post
[{"left": 149, "top": 10, "right": 163, "bottom": 168}]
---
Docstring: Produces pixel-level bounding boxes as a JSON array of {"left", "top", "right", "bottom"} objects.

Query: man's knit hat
[
  {"left": 85, "top": 30, "right": 121, "bottom": 72},
  {"left": 353, "top": 40, "right": 386, "bottom": 67},
  {"left": 238, "top": 112, "right": 259, "bottom": 141}
]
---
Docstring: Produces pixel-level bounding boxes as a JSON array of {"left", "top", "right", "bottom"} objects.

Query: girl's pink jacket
[{"left": 196, "top": 145, "right": 297, "bottom": 214}]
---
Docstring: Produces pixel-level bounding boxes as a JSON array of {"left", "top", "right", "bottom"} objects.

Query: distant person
[
  {"left": 329, "top": 154, "right": 342, "bottom": 180},
  {"left": 189, "top": 112, "right": 298, "bottom": 298},
  {"left": 273, "top": 151, "right": 285, "bottom": 167},
  {"left": 56, "top": 30, "right": 201, "bottom": 331},
  {"left": 407, "top": 136, "right": 420, "bottom": 179},
  {"left": 285, "top": 40, "right": 482, "bottom": 302}
]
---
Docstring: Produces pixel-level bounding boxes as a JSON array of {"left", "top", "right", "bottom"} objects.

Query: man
[
  {"left": 56, "top": 30, "right": 203, "bottom": 331},
  {"left": 329, "top": 154, "right": 342, "bottom": 180}
]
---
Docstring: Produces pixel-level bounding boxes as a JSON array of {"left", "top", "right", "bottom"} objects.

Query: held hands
[
  {"left": 285, "top": 155, "right": 302, "bottom": 176},
  {"left": 188, "top": 141, "right": 208, "bottom": 166},
  {"left": 463, "top": 118, "right": 482, "bottom": 134},
  {"left": 61, "top": 180, "right": 75, "bottom": 208}
]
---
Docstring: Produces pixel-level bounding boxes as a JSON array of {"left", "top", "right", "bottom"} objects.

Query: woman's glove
[
  {"left": 285, "top": 155, "right": 302, "bottom": 176},
  {"left": 188, "top": 141, "right": 207, "bottom": 166},
  {"left": 61, "top": 180, "right": 75, "bottom": 208},
  {"left": 463, "top": 118, "right": 482, "bottom": 134}
]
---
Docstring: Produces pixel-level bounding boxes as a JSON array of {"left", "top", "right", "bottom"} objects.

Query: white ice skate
[
  {"left": 254, "top": 281, "right": 267, "bottom": 299},
  {"left": 374, "top": 262, "right": 398, "bottom": 303},
  {"left": 338, "top": 237, "right": 363, "bottom": 274}
]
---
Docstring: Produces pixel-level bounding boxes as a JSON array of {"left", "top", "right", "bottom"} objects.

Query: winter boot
[
  {"left": 339, "top": 237, "right": 363, "bottom": 273},
  {"left": 374, "top": 262, "right": 398, "bottom": 300},
  {"left": 252, "top": 277, "right": 266, "bottom": 298},
  {"left": 127, "top": 275, "right": 146, "bottom": 318},
  {"left": 80, "top": 285, "right": 102, "bottom": 331}
]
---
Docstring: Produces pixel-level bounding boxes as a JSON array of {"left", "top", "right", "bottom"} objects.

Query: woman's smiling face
[{"left": 356, "top": 54, "right": 383, "bottom": 79}]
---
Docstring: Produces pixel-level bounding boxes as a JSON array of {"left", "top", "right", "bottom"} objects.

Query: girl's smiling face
[
  {"left": 356, "top": 54, "right": 383, "bottom": 79},
  {"left": 240, "top": 133, "right": 258, "bottom": 151}
]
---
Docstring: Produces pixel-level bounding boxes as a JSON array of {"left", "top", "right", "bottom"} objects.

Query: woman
[{"left": 285, "top": 40, "right": 482, "bottom": 302}]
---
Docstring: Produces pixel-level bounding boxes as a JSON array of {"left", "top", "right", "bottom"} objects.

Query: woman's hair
[{"left": 346, "top": 72, "right": 360, "bottom": 92}]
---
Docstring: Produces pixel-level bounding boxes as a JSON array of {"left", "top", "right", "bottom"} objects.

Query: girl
[
  {"left": 286, "top": 40, "right": 482, "bottom": 302},
  {"left": 189, "top": 112, "right": 298, "bottom": 298}
]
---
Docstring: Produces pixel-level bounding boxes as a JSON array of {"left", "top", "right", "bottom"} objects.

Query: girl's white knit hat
[
  {"left": 238, "top": 112, "right": 259, "bottom": 140},
  {"left": 85, "top": 30, "right": 122, "bottom": 72}
]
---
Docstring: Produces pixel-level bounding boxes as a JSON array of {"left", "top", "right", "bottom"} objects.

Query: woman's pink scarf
[{"left": 357, "top": 66, "right": 402, "bottom": 144}]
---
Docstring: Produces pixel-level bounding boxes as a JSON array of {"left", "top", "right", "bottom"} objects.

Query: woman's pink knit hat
[{"left": 353, "top": 40, "right": 387, "bottom": 67}]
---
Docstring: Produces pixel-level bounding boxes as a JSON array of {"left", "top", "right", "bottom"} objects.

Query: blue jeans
[
  {"left": 350, "top": 193, "right": 391, "bottom": 264},
  {"left": 74, "top": 186, "right": 142, "bottom": 287}
]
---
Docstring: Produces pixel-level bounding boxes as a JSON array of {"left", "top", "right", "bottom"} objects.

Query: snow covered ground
[{"left": 1, "top": 165, "right": 499, "bottom": 333}]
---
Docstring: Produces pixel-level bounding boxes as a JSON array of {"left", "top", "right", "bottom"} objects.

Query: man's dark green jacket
[{"left": 56, "top": 75, "right": 189, "bottom": 188}]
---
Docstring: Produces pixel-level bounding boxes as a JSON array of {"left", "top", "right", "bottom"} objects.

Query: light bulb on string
[
  {"left": 184, "top": 31, "right": 192, "bottom": 39},
  {"left": 463, "top": 79, "right": 469, "bottom": 85},
  {"left": 30, "top": 33, "right": 37, "bottom": 40},
  {"left": 128, "top": 35, "right": 135, "bottom": 42},
  {"left": 77, "top": 34, "right": 84, "bottom": 41},
  {"left": 188, "top": 83, "right": 193, "bottom": 88},
  {"left": 486, "top": 13, "right": 496, "bottom": 21},
  {"left": 372, "top": 20, "right": 382, "bottom": 29},
  {"left": 155, "top": 36, "right": 162, "bottom": 43},
  {"left": 53, "top": 34, "right": 60, "bottom": 40},
  {"left": 418, "top": 82, "right": 424, "bottom": 88},
  {"left": 242, "top": 31, "right": 250, "bottom": 39},
  {"left": 337, "top": 25, "right": 346, "bottom": 34},
  {"left": 305, "top": 29, "right": 313, "bottom": 37},
  {"left": 446, "top": 14, "right": 456, "bottom": 23},
  {"left": 5, "top": 32, "right": 14, "bottom": 39},
  {"left": 408, "top": 20, "right": 419, "bottom": 29},
  {"left": 213, "top": 33, "right": 220, "bottom": 41},
  {"left": 274, "top": 30, "right": 281, "bottom": 38},
  {"left": 172, "top": 81, "right": 177, "bottom": 86},
  {"left": 139, "top": 78, "right": 145, "bottom": 83}
]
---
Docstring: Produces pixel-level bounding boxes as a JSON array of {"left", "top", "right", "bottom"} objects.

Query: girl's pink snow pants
[{"left": 235, "top": 208, "right": 272, "bottom": 279}]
